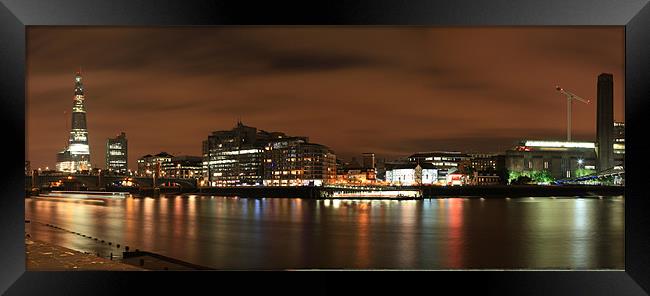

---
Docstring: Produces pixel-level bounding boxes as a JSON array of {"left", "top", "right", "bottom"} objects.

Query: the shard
[{"left": 55, "top": 70, "right": 91, "bottom": 172}]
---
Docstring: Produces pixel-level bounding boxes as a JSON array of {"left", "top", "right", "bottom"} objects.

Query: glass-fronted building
[
  {"left": 202, "top": 122, "right": 282, "bottom": 186},
  {"left": 105, "top": 132, "right": 128, "bottom": 175},
  {"left": 202, "top": 122, "right": 337, "bottom": 187},
  {"left": 263, "top": 137, "right": 337, "bottom": 186},
  {"left": 162, "top": 155, "right": 203, "bottom": 179},
  {"left": 137, "top": 152, "right": 173, "bottom": 177}
]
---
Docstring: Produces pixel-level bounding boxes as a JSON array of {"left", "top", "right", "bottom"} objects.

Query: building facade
[
  {"left": 385, "top": 163, "right": 438, "bottom": 186},
  {"left": 202, "top": 122, "right": 336, "bottom": 187},
  {"left": 263, "top": 137, "right": 336, "bottom": 186},
  {"left": 56, "top": 70, "right": 91, "bottom": 173},
  {"left": 335, "top": 154, "right": 377, "bottom": 185},
  {"left": 613, "top": 121, "right": 625, "bottom": 168},
  {"left": 137, "top": 152, "right": 173, "bottom": 177},
  {"left": 467, "top": 153, "right": 507, "bottom": 185},
  {"left": 202, "top": 122, "right": 290, "bottom": 186},
  {"left": 105, "top": 132, "right": 128, "bottom": 174},
  {"left": 505, "top": 140, "right": 597, "bottom": 181},
  {"left": 162, "top": 155, "right": 203, "bottom": 179},
  {"left": 408, "top": 151, "right": 471, "bottom": 182},
  {"left": 338, "top": 168, "right": 377, "bottom": 185}
]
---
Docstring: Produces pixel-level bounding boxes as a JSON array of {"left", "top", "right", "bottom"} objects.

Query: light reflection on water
[{"left": 25, "top": 195, "right": 623, "bottom": 269}]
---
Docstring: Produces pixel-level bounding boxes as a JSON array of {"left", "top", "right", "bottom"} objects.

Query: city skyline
[{"left": 27, "top": 27, "right": 625, "bottom": 169}]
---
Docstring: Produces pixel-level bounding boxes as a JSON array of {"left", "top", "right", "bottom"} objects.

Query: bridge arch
[{"left": 156, "top": 178, "right": 197, "bottom": 189}]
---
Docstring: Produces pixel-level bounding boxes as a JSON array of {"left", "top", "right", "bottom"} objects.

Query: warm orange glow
[{"left": 27, "top": 28, "right": 624, "bottom": 170}]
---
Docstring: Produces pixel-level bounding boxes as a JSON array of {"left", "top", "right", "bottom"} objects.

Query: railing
[
  {"left": 48, "top": 190, "right": 130, "bottom": 198},
  {"left": 553, "top": 167, "right": 624, "bottom": 186}
]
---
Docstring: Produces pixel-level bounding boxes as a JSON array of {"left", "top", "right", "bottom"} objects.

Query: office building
[
  {"left": 202, "top": 122, "right": 284, "bottom": 186},
  {"left": 105, "top": 132, "right": 128, "bottom": 174},
  {"left": 468, "top": 153, "right": 507, "bottom": 185},
  {"left": 162, "top": 155, "right": 203, "bottom": 179},
  {"left": 263, "top": 137, "right": 337, "bottom": 186},
  {"left": 56, "top": 70, "right": 91, "bottom": 173},
  {"left": 137, "top": 152, "right": 173, "bottom": 177}
]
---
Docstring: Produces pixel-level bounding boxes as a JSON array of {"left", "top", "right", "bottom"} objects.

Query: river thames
[{"left": 25, "top": 195, "right": 624, "bottom": 269}]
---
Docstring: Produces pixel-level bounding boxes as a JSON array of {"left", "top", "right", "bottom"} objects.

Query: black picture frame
[{"left": 1, "top": 0, "right": 649, "bottom": 295}]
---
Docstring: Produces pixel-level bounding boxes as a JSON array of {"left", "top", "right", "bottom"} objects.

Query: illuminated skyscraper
[
  {"left": 106, "top": 132, "right": 128, "bottom": 174},
  {"left": 56, "top": 70, "right": 91, "bottom": 173}
]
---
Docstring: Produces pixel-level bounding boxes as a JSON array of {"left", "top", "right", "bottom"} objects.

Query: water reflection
[
  {"left": 25, "top": 195, "right": 624, "bottom": 269},
  {"left": 445, "top": 199, "right": 464, "bottom": 268}
]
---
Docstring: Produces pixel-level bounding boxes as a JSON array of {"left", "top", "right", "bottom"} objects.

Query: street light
[{"left": 98, "top": 169, "right": 103, "bottom": 190}]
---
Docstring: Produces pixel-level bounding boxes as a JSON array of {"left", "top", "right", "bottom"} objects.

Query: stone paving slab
[{"left": 26, "top": 239, "right": 144, "bottom": 271}]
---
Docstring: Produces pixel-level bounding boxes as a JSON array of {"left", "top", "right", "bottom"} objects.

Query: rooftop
[{"left": 521, "top": 140, "right": 595, "bottom": 149}]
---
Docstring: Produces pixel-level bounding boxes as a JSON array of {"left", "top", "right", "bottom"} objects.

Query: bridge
[
  {"left": 553, "top": 167, "right": 625, "bottom": 186},
  {"left": 26, "top": 173, "right": 199, "bottom": 191}
]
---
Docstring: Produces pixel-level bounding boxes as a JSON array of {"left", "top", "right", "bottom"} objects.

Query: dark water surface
[{"left": 25, "top": 195, "right": 624, "bottom": 269}]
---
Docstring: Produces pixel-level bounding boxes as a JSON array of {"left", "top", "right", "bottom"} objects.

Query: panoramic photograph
[{"left": 25, "top": 27, "right": 624, "bottom": 270}]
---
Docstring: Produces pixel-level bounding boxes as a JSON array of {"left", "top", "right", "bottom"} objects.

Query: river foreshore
[
  {"left": 26, "top": 238, "right": 143, "bottom": 271},
  {"left": 25, "top": 221, "right": 213, "bottom": 271}
]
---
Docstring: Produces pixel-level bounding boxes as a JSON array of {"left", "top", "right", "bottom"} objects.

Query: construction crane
[{"left": 555, "top": 85, "right": 590, "bottom": 141}]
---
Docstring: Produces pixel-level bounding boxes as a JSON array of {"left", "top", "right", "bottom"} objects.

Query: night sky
[{"left": 27, "top": 27, "right": 624, "bottom": 170}]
